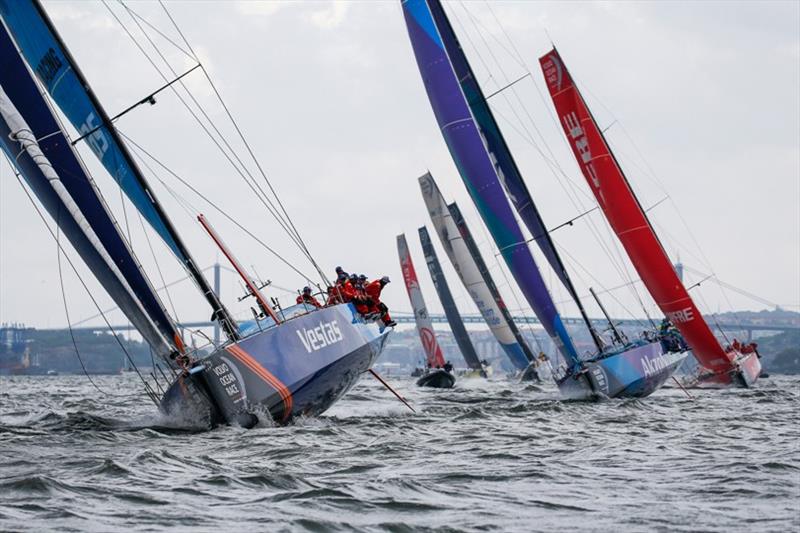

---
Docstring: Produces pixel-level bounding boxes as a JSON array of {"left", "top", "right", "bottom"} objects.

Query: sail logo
[
  {"left": 642, "top": 351, "right": 686, "bottom": 378},
  {"left": 420, "top": 327, "right": 440, "bottom": 361},
  {"left": 666, "top": 307, "right": 695, "bottom": 324},
  {"left": 541, "top": 54, "right": 564, "bottom": 91},
  {"left": 35, "top": 48, "right": 63, "bottom": 86},
  {"left": 296, "top": 320, "right": 343, "bottom": 353},
  {"left": 78, "top": 112, "right": 110, "bottom": 159},
  {"left": 563, "top": 111, "right": 606, "bottom": 205}
]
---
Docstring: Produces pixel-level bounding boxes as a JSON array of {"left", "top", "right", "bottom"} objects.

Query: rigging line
[
  {"left": 136, "top": 208, "right": 180, "bottom": 325},
  {"left": 460, "top": 0, "right": 633, "bottom": 296},
  {"left": 470, "top": 4, "right": 650, "bottom": 302},
  {"left": 453, "top": 4, "right": 642, "bottom": 331},
  {"left": 120, "top": 131, "right": 319, "bottom": 283},
  {"left": 124, "top": 1, "right": 313, "bottom": 263},
  {"left": 103, "top": 2, "right": 307, "bottom": 253},
  {"left": 484, "top": 73, "right": 531, "bottom": 101},
  {"left": 56, "top": 219, "right": 146, "bottom": 400},
  {"left": 158, "top": 0, "right": 330, "bottom": 286},
  {"left": 109, "top": 2, "right": 305, "bottom": 250},
  {"left": 9, "top": 163, "right": 157, "bottom": 403},
  {"left": 112, "top": 1, "right": 195, "bottom": 59},
  {"left": 682, "top": 264, "right": 779, "bottom": 309}
]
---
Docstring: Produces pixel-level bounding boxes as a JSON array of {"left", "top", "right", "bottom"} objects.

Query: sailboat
[
  {"left": 419, "top": 173, "right": 541, "bottom": 381},
  {"left": 0, "top": 0, "right": 392, "bottom": 427},
  {"left": 419, "top": 226, "right": 488, "bottom": 378},
  {"left": 402, "top": 0, "right": 688, "bottom": 398},
  {"left": 398, "top": 234, "right": 455, "bottom": 388},
  {"left": 539, "top": 48, "right": 761, "bottom": 388}
]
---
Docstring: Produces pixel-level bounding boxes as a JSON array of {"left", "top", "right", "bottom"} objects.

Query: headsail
[
  {"left": 0, "top": 23, "right": 182, "bottom": 355},
  {"left": 418, "top": 225, "right": 482, "bottom": 371},
  {"left": 402, "top": 0, "right": 579, "bottom": 365},
  {"left": 397, "top": 233, "right": 446, "bottom": 369},
  {"left": 426, "top": 0, "right": 605, "bottom": 353},
  {"left": 539, "top": 48, "right": 734, "bottom": 373},
  {"left": 418, "top": 172, "right": 533, "bottom": 370}
]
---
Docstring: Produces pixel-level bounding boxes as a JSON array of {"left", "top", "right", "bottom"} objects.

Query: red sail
[{"left": 539, "top": 48, "right": 734, "bottom": 374}]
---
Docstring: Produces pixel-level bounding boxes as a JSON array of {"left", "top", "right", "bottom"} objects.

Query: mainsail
[
  {"left": 0, "top": 0, "right": 238, "bottom": 340},
  {"left": 539, "top": 48, "right": 734, "bottom": 374},
  {"left": 402, "top": 0, "right": 579, "bottom": 364},
  {"left": 398, "top": 233, "right": 446, "bottom": 369},
  {"left": 418, "top": 172, "right": 533, "bottom": 370},
  {"left": 0, "top": 23, "right": 182, "bottom": 354},
  {"left": 418, "top": 225, "right": 481, "bottom": 370},
  {"left": 426, "top": 0, "right": 605, "bottom": 354}
]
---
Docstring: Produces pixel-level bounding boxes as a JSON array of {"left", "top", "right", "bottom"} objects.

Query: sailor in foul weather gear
[
  {"left": 366, "top": 276, "right": 395, "bottom": 327},
  {"left": 296, "top": 286, "right": 322, "bottom": 308}
]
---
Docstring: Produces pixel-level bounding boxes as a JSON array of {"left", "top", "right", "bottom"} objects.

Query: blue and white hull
[
  {"left": 558, "top": 341, "right": 688, "bottom": 400},
  {"left": 160, "top": 303, "right": 391, "bottom": 427}
]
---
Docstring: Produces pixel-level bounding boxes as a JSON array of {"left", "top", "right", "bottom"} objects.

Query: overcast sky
[{"left": 1, "top": 0, "right": 798, "bottom": 335}]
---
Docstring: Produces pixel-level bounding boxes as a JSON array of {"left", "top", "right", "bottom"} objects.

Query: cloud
[
  {"left": 308, "top": 0, "right": 349, "bottom": 30},
  {"left": 235, "top": 1, "right": 288, "bottom": 17}
]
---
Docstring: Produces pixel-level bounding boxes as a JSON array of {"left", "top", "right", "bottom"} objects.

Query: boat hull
[
  {"left": 160, "top": 304, "right": 391, "bottom": 427},
  {"left": 675, "top": 350, "right": 762, "bottom": 389},
  {"left": 558, "top": 341, "right": 688, "bottom": 400},
  {"left": 416, "top": 368, "right": 456, "bottom": 388}
]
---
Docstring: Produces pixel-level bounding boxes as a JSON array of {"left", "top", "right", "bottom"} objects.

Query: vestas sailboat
[
  {"left": 419, "top": 226, "right": 488, "bottom": 378},
  {"left": 398, "top": 234, "right": 455, "bottom": 388},
  {"left": 419, "top": 173, "right": 541, "bottom": 380},
  {"left": 402, "top": 0, "right": 688, "bottom": 398},
  {"left": 539, "top": 48, "right": 761, "bottom": 388},
  {"left": 0, "top": 0, "right": 391, "bottom": 427}
]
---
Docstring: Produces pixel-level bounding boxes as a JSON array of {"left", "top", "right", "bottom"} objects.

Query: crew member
[
  {"left": 296, "top": 286, "right": 322, "bottom": 308},
  {"left": 366, "top": 276, "right": 395, "bottom": 327}
]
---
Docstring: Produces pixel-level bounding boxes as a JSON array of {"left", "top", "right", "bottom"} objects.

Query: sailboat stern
[
  {"left": 160, "top": 304, "right": 391, "bottom": 427},
  {"left": 675, "top": 349, "right": 762, "bottom": 389}
]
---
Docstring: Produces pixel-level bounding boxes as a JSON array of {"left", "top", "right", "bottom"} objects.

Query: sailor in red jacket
[
  {"left": 296, "top": 286, "right": 322, "bottom": 308},
  {"left": 366, "top": 276, "right": 396, "bottom": 327}
]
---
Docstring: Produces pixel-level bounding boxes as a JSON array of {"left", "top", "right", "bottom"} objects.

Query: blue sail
[
  {"left": 0, "top": 22, "right": 180, "bottom": 355},
  {"left": 402, "top": 0, "right": 579, "bottom": 365},
  {"left": 0, "top": 0, "right": 183, "bottom": 261},
  {"left": 427, "top": 0, "right": 570, "bottom": 294},
  {"left": 418, "top": 226, "right": 482, "bottom": 370},
  {"left": 428, "top": 0, "right": 605, "bottom": 353}
]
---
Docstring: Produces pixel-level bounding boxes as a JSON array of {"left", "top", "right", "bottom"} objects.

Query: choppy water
[{"left": 1, "top": 373, "right": 798, "bottom": 532}]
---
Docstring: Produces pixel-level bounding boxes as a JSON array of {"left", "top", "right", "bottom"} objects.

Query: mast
[
  {"left": 26, "top": 0, "right": 239, "bottom": 342},
  {"left": 539, "top": 48, "right": 735, "bottom": 374},
  {"left": 588, "top": 287, "right": 623, "bottom": 346},
  {"left": 427, "top": 0, "right": 605, "bottom": 354}
]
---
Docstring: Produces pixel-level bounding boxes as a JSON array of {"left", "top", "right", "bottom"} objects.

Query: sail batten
[
  {"left": 539, "top": 48, "right": 734, "bottom": 373},
  {"left": 402, "top": 0, "right": 579, "bottom": 365}
]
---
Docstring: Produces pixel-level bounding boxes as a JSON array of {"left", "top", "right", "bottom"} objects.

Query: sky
[{"left": 0, "top": 0, "right": 798, "bottom": 336}]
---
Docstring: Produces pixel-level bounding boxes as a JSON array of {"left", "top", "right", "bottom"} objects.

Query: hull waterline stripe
[{"left": 225, "top": 344, "right": 293, "bottom": 421}]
